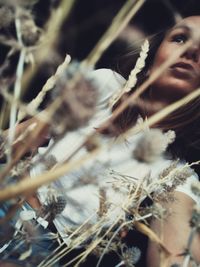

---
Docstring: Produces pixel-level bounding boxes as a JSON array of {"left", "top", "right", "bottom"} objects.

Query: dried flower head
[
  {"left": 133, "top": 129, "right": 175, "bottom": 163},
  {"left": 191, "top": 181, "right": 200, "bottom": 198},
  {"left": 85, "top": 135, "right": 100, "bottom": 152},
  {"left": 42, "top": 194, "right": 67, "bottom": 222},
  {"left": 121, "top": 245, "right": 141, "bottom": 266},
  {"left": 163, "top": 165, "right": 193, "bottom": 191},
  {"left": 51, "top": 62, "right": 98, "bottom": 136},
  {"left": 0, "top": 0, "right": 39, "bottom": 7},
  {"left": 19, "top": 11, "right": 41, "bottom": 46},
  {"left": 159, "top": 160, "right": 179, "bottom": 179},
  {"left": 9, "top": 157, "right": 32, "bottom": 181},
  {"left": 0, "top": 5, "right": 14, "bottom": 29},
  {"left": 154, "top": 163, "right": 193, "bottom": 201},
  {"left": 43, "top": 154, "right": 57, "bottom": 170},
  {"left": 190, "top": 204, "right": 200, "bottom": 231}
]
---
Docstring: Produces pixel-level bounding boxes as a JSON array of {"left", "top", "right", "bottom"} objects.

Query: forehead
[
  {"left": 167, "top": 16, "right": 200, "bottom": 41},
  {"left": 172, "top": 16, "right": 200, "bottom": 31}
]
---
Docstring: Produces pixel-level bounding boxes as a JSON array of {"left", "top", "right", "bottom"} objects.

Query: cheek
[
  {"left": 151, "top": 42, "right": 176, "bottom": 71},
  {"left": 150, "top": 48, "right": 169, "bottom": 72}
]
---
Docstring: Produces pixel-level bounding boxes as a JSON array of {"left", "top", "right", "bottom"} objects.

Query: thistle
[
  {"left": 0, "top": 5, "right": 14, "bottom": 29},
  {"left": 43, "top": 154, "right": 57, "bottom": 170},
  {"left": 122, "top": 246, "right": 141, "bottom": 265},
  {"left": 51, "top": 62, "right": 98, "bottom": 136},
  {"left": 42, "top": 194, "right": 67, "bottom": 222},
  {"left": 190, "top": 205, "right": 200, "bottom": 231},
  {"left": 154, "top": 162, "right": 194, "bottom": 201},
  {"left": 133, "top": 129, "right": 175, "bottom": 163},
  {"left": 19, "top": 12, "right": 41, "bottom": 46},
  {"left": 191, "top": 181, "right": 200, "bottom": 198},
  {"left": 116, "top": 245, "right": 141, "bottom": 267}
]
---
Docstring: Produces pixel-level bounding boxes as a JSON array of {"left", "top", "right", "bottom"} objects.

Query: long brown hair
[
  {"left": 112, "top": 28, "right": 200, "bottom": 176},
  {"left": 157, "top": 97, "right": 200, "bottom": 175}
]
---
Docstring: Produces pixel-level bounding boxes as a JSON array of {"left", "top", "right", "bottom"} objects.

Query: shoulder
[
  {"left": 88, "top": 68, "right": 126, "bottom": 100},
  {"left": 147, "top": 190, "right": 200, "bottom": 265},
  {"left": 175, "top": 162, "right": 200, "bottom": 206}
]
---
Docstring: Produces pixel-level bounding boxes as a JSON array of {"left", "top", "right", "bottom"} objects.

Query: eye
[{"left": 171, "top": 34, "right": 188, "bottom": 44}]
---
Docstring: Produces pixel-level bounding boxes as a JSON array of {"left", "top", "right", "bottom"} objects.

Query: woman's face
[{"left": 150, "top": 16, "right": 200, "bottom": 103}]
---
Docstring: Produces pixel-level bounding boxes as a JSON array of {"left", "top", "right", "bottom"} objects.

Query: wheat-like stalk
[
  {"left": 110, "top": 39, "right": 149, "bottom": 106},
  {"left": 125, "top": 39, "right": 150, "bottom": 92},
  {"left": 17, "top": 54, "right": 71, "bottom": 122}
]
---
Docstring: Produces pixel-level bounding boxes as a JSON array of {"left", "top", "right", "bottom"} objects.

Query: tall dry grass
[{"left": 0, "top": 1, "right": 200, "bottom": 266}]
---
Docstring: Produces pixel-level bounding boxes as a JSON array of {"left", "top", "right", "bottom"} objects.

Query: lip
[
  {"left": 170, "top": 61, "right": 198, "bottom": 78},
  {"left": 171, "top": 62, "right": 195, "bottom": 71}
]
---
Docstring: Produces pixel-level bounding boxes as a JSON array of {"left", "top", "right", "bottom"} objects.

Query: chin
[
  {"left": 168, "top": 80, "right": 196, "bottom": 96},
  {"left": 161, "top": 75, "right": 196, "bottom": 92},
  {"left": 151, "top": 74, "right": 198, "bottom": 102},
  {"left": 152, "top": 79, "right": 195, "bottom": 103}
]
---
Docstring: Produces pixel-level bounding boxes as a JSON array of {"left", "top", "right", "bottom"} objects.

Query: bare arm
[
  {"left": 2, "top": 116, "right": 50, "bottom": 156},
  {"left": 147, "top": 192, "right": 200, "bottom": 267}
]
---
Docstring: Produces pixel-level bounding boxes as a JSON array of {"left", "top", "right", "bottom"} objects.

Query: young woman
[
  {"left": 110, "top": 15, "right": 200, "bottom": 267},
  {"left": 129, "top": 15, "right": 200, "bottom": 266},
  {"left": 1, "top": 16, "right": 200, "bottom": 267}
]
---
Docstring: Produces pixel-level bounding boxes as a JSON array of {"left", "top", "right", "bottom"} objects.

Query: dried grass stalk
[
  {"left": 0, "top": 147, "right": 99, "bottom": 202},
  {"left": 21, "top": 0, "right": 76, "bottom": 92},
  {"left": 110, "top": 39, "right": 149, "bottom": 106},
  {"left": 18, "top": 54, "right": 71, "bottom": 122}
]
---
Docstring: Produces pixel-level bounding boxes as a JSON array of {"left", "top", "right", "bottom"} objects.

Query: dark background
[
  {"left": 48, "top": 0, "right": 200, "bottom": 65},
  {"left": 1, "top": 0, "right": 200, "bottom": 122},
  {"left": 30, "top": 0, "right": 200, "bottom": 97},
  {"left": 27, "top": 0, "right": 200, "bottom": 61}
]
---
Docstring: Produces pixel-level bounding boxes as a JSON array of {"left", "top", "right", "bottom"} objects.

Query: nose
[{"left": 184, "top": 42, "right": 200, "bottom": 62}]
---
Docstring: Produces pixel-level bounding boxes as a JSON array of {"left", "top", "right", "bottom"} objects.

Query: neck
[{"left": 137, "top": 97, "right": 168, "bottom": 117}]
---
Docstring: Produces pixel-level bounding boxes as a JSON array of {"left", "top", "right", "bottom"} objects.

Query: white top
[{"left": 30, "top": 69, "right": 200, "bottom": 243}]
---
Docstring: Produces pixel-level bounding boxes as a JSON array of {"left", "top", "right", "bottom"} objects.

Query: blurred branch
[
  {"left": 21, "top": 0, "right": 76, "bottom": 94},
  {"left": 7, "top": 17, "right": 26, "bottom": 161},
  {"left": 83, "top": 0, "right": 145, "bottom": 68},
  {"left": 0, "top": 146, "right": 99, "bottom": 202}
]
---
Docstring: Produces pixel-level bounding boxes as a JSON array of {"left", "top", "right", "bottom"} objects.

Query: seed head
[
  {"left": 43, "top": 194, "right": 67, "bottom": 222},
  {"left": 0, "top": 5, "right": 14, "bottom": 29},
  {"left": 133, "top": 129, "right": 175, "bottom": 163},
  {"left": 190, "top": 204, "right": 200, "bottom": 231},
  {"left": 122, "top": 246, "right": 141, "bottom": 266},
  {"left": 51, "top": 62, "right": 98, "bottom": 136},
  {"left": 191, "top": 181, "right": 200, "bottom": 198},
  {"left": 19, "top": 11, "right": 41, "bottom": 46},
  {"left": 43, "top": 155, "right": 57, "bottom": 170}
]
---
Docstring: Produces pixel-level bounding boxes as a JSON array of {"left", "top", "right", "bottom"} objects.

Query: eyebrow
[{"left": 171, "top": 25, "right": 192, "bottom": 33}]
